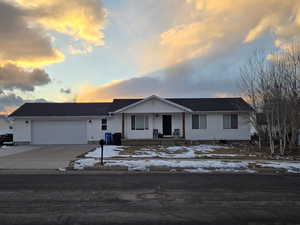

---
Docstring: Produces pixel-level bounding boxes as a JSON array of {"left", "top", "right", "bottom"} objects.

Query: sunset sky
[{"left": 0, "top": 0, "right": 300, "bottom": 114}]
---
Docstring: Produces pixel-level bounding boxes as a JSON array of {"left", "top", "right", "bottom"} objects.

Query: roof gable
[{"left": 113, "top": 95, "right": 193, "bottom": 113}]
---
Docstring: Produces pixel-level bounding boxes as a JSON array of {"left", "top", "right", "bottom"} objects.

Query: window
[
  {"left": 223, "top": 114, "right": 238, "bottom": 129},
  {"left": 199, "top": 114, "right": 207, "bottom": 129},
  {"left": 192, "top": 115, "right": 199, "bottom": 129},
  {"left": 131, "top": 115, "right": 149, "bottom": 130},
  {"left": 101, "top": 118, "right": 107, "bottom": 130},
  {"left": 192, "top": 114, "right": 207, "bottom": 129}
]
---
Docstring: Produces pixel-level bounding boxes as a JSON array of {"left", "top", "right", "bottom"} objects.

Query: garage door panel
[{"left": 32, "top": 120, "right": 87, "bottom": 144}]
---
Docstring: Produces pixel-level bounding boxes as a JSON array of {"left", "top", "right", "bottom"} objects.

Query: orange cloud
[
  {"left": 0, "top": 106, "right": 17, "bottom": 115},
  {"left": 135, "top": 0, "right": 300, "bottom": 75},
  {"left": 75, "top": 81, "right": 124, "bottom": 102},
  {"left": 15, "top": 0, "right": 107, "bottom": 46},
  {"left": 0, "top": 1, "right": 64, "bottom": 68}
]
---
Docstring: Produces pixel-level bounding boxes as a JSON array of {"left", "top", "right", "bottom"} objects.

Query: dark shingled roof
[
  {"left": 167, "top": 98, "right": 252, "bottom": 111},
  {"left": 10, "top": 97, "right": 252, "bottom": 117},
  {"left": 10, "top": 103, "right": 112, "bottom": 117}
]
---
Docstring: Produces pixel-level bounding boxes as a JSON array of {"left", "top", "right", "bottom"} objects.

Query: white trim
[{"left": 113, "top": 95, "right": 193, "bottom": 113}]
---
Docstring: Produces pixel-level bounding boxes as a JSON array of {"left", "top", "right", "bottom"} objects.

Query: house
[
  {"left": 9, "top": 95, "right": 252, "bottom": 145},
  {"left": 0, "top": 115, "right": 12, "bottom": 135}
]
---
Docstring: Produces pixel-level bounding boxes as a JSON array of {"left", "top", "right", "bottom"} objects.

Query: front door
[{"left": 162, "top": 115, "right": 172, "bottom": 136}]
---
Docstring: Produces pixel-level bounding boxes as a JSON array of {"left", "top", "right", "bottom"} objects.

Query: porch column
[
  {"left": 122, "top": 113, "right": 125, "bottom": 138},
  {"left": 182, "top": 112, "right": 185, "bottom": 139}
]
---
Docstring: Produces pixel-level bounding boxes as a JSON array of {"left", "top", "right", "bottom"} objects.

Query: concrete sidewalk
[{"left": 0, "top": 145, "right": 96, "bottom": 169}]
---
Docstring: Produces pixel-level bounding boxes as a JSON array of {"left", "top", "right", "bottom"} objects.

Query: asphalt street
[{"left": 0, "top": 173, "right": 300, "bottom": 225}]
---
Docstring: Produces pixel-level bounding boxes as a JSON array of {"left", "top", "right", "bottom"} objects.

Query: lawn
[
  {"left": 72, "top": 144, "right": 300, "bottom": 173},
  {"left": 84, "top": 144, "right": 250, "bottom": 159}
]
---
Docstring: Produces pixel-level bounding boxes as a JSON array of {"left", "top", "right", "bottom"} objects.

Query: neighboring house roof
[
  {"left": 9, "top": 96, "right": 252, "bottom": 117},
  {"left": 9, "top": 103, "right": 112, "bottom": 117}
]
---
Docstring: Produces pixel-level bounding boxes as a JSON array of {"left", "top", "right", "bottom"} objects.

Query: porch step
[{"left": 121, "top": 139, "right": 188, "bottom": 146}]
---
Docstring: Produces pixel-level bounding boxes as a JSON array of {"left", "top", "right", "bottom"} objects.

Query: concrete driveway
[{"left": 0, "top": 145, "right": 96, "bottom": 169}]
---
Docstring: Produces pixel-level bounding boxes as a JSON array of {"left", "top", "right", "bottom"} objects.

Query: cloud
[
  {"left": 0, "top": 0, "right": 64, "bottom": 67},
  {"left": 75, "top": 61, "right": 239, "bottom": 102},
  {"left": 0, "top": 64, "right": 51, "bottom": 92},
  {"left": 0, "top": 93, "right": 48, "bottom": 114},
  {"left": 136, "top": 0, "right": 300, "bottom": 74},
  {"left": 78, "top": 0, "right": 300, "bottom": 101},
  {"left": 60, "top": 88, "right": 71, "bottom": 94},
  {"left": 15, "top": 0, "right": 107, "bottom": 46}
]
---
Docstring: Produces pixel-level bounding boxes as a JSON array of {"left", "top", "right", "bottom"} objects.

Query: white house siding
[
  {"left": 86, "top": 115, "right": 122, "bottom": 142},
  {"left": 122, "top": 112, "right": 184, "bottom": 139},
  {"left": 13, "top": 119, "right": 31, "bottom": 143},
  {"left": 122, "top": 98, "right": 185, "bottom": 113},
  {"left": 120, "top": 98, "right": 187, "bottom": 139},
  {"left": 124, "top": 114, "right": 154, "bottom": 139},
  {"left": 185, "top": 112, "right": 250, "bottom": 141}
]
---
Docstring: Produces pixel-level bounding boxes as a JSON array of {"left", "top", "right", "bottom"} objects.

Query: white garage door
[{"left": 32, "top": 120, "right": 87, "bottom": 144}]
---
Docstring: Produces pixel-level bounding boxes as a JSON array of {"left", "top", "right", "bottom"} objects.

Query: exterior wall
[
  {"left": 185, "top": 112, "right": 251, "bottom": 141},
  {"left": 13, "top": 119, "right": 31, "bottom": 143},
  {"left": 120, "top": 98, "right": 187, "bottom": 139},
  {"left": 12, "top": 116, "right": 122, "bottom": 144},
  {"left": 86, "top": 115, "right": 122, "bottom": 142},
  {"left": 124, "top": 113, "right": 154, "bottom": 139},
  {"left": 123, "top": 113, "right": 184, "bottom": 139},
  {"left": 122, "top": 99, "right": 185, "bottom": 113},
  {"left": 12, "top": 111, "right": 251, "bottom": 144}
]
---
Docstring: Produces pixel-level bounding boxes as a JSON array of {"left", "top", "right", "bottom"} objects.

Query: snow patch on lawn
[
  {"left": 73, "top": 157, "right": 300, "bottom": 174},
  {"left": 0, "top": 145, "right": 14, "bottom": 150},
  {"left": 74, "top": 158, "right": 98, "bottom": 170},
  {"left": 256, "top": 161, "right": 300, "bottom": 173},
  {"left": 85, "top": 144, "right": 230, "bottom": 159},
  {"left": 85, "top": 145, "right": 123, "bottom": 158},
  {"left": 104, "top": 159, "right": 249, "bottom": 171}
]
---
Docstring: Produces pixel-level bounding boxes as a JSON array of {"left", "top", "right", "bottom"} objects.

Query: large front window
[{"left": 131, "top": 115, "right": 149, "bottom": 130}]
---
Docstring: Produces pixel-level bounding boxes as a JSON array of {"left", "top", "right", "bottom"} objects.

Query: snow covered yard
[
  {"left": 85, "top": 144, "right": 250, "bottom": 159},
  {"left": 71, "top": 144, "right": 300, "bottom": 173},
  {"left": 73, "top": 157, "right": 300, "bottom": 173}
]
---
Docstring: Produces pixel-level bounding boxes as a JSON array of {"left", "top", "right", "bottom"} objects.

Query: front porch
[{"left": 121, "top": 112, "right": 186, "bottom": 141}]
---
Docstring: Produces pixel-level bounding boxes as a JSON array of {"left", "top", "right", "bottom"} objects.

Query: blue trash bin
[{"left": 105, "top": 132, "right": 112, "bottom": 145}]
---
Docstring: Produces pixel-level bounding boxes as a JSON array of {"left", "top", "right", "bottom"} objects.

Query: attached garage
[{"left": 31, "top": 120, "right": 87, "bottom": 144}]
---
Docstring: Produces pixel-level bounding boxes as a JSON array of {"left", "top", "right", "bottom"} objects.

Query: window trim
[
  {"left": 223, "top": 113, "right": 238, "bottom": 129},
  {"left": 199, "top": 114, "right": 207, "bottom": 129},
  {"left": 131, "top": 115, "right": 149, "bottom": 130},
  {"left": 192, "top": 114, "right": 207, "bottom": 130},
  {"left": 101, "top": 118, "right": 107, "bottom": 131}
]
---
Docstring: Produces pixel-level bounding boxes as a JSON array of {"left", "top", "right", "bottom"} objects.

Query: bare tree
[{"left": 240, "top": 41, "right": 300, "bottom": 155}]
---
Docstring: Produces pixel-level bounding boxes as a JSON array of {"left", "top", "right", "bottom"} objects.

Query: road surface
[{"left": 0, "top": 173, "right": 299, "bottom": 225}]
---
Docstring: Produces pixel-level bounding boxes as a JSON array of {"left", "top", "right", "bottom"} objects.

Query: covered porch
[
  {"left": 121, "top": 112, "right": 187, "bottom": 140},
  {"left": 113, "top": 95, "right": 193, "bottom": 141}
]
